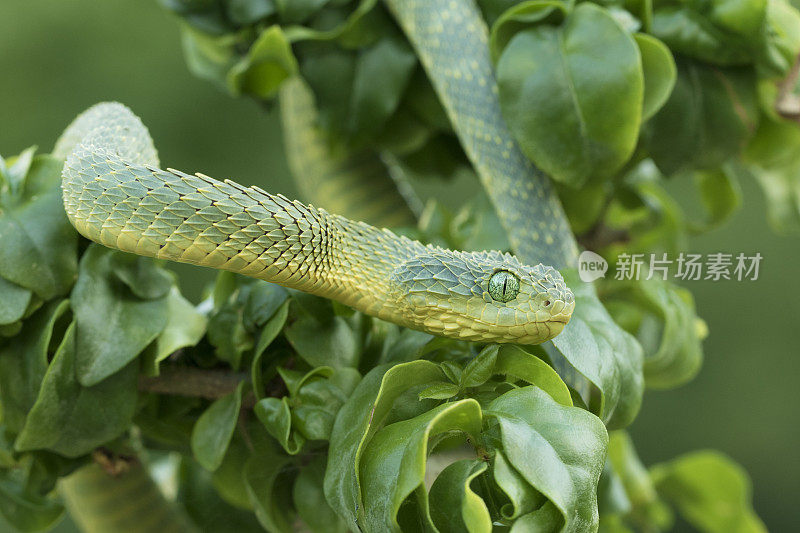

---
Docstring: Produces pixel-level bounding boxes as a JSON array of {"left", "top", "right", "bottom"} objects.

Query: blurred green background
[{"left": 1, "top": 0, "right": 796, "bottom": 530}]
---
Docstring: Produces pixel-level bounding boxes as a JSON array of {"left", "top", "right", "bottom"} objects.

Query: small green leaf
[
  {"left": 0, "top": 299, "right": 71, "bottom": 434},
  {"left": 109, "top": 253, "right": 173, "bottom": 300},
  {"left": 0, "top": 276, "right": 31, "bottom": 326},
  {"left": 285, "top": 315, "right": 360, "bottom": 368},
  {"left": 15, "top": 323, "right": 139, "bottom": 457},
  {"left": 191, "top": 381, "right": 246, "bottom": 471},
  {"left": 495, "top": 345, "right": 573, "bottom": 406},
  {"left": 690, "top": 166, "right": 743, "bottom": 232},
  {"left": 651, "top": 451, "right": 766, "bottom": 533},
  {"left": 252, "top": 301, "right": 289, "bottom": 399},
  {"left": 0, "top": 155, "right": 77, "bottom": 300},
  {"left": 418, "top": 382, "right": 461, "bottom": 400},
  {"left": 635, "top": 33, "right": 677, "bottom": 120},
  {"left": 142, "top": 288, "right": 208, "bottom": 376},
  {"left": 496, "top": 3, "right": 644, "bottom": 186},
  {"left": 254, "top": 397, "right": 304, "bottom": 455},
  {"left": 461, "top": 344, "right": 499, "bottom": 388},
  {"left": 72, "top": 245, "right": 170, "bottom": 386},
  {"left": 227, "top": 25, "right": 298, "bottom": 100},
  {"left": 360, "top": 400, "right": 483, "bottom": 531},
  {"left": 487, "top": 386, "right": 609, "bottom": 533},
  {"left": 429, "top": 459, "right": 491, "bottom": 533}
]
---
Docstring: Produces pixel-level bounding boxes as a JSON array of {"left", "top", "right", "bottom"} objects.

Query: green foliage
[{"left": 3, "top": 0, "right": 795, "bottom": 529}]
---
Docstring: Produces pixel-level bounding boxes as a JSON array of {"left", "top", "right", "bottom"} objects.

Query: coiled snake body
[{"left": 57, "top": 101, "right": 573, "bottom": 344}]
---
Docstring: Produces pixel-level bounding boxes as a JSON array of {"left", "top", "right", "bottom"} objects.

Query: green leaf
[
  {"left": 0, "top": 276, "right": 31, "bottom": 326},
  {"left": 15, "top": 323, "right": 138, "bottom": 457},
  {"left": 228, "top": 25, "right": 298, "bottom": 100},
  {"left": 418, "top": 382, "right": 461, "bottom": 400},
  {"left": 191, "top": 381, "right": 246, "bottom": 471},
  {"left": 274, "top": 0, "right": 329, "bottom": 23},
  {"left": 489, "top": 0, "right": 568, "bottom": 61},
  {"left": 324, "top": 360, "right": 445, "bottom": 526},
  {"left": 179, "top": 23, "right": 238, "bottom": 83},
  {"left": 651, "top": 0, "right": 766, "bottom": 66},
  {"left": 360, "top": 400, "right": 483, "bottom": 531},
  {"left": 460, "top": 344, "right": 499, "bottom": 388},
  {"left": 545, "top": 270, "right": 644, "bottom": 429},
  {"left": 0, "top": 475, "right": 64, "bottom": 533},
  {"left": 645, "top": 59, "right": 758, "bottom": 175},
  {"left": 0, "top": 299, "right": 71, "bottom": 434},
  {"left": 254, "top": 397, "right": 304, "bottom": 454},
  {"left": 252, "top": 301, "right": 289, "bottom": 399},
  {"left": 429, "top": 459, "right": 491, "bottom": 533},
  {"left": 606, "top": 432, "right": 672, "bottom": 530},
  {"left": 604, "top": 278, "right": 704, "bottom": 389},
  {"left": 285, "top": 314, "right": 360, "bottom": 368},
  {"left": 758, "top": 0, "right": 800, "bottom": 76},
  {"left": 651, "top": 451, "right": 766, "bottom": 533},
  {"left": 635, "top": 33, "right": 677, "bottom": 120},
  {"left": 243, "top": 445, "right": 294, "bottom": 533},
  {"left": 690, "top": 165, "right": 743, "bottom": 232},
  {"left": 347, "top": 34, "right": 418, "bottom": 142},
  {"left": 142, "top": 288, "right": 208, "bottom": 376},
  {"left": 496, "top": 3, "right": 644, "bottom": 186},
  {"left": 493, "top": 450, "right": 546, "bottom": 520},
  {"left": 293, "top": 456, "right": 348, "bottom": 533},
  {"left": 742, "top": 117, "right": 800, "bottom": 232},
  {"left": 0, "top": 155, "right": 77, "bottom": 300},
  {"left": 487, "top": 386, "right": 609, "bottom": 533},
  {"left": 71, "top": 245, "right": 170, "bottom": 386},
  {"left": 495, "top": 345, "right": 573, "bottom": 407},
  {"left": 109, "top": 253, "right": 173, "bottom": 300},
  {"left": 226, "top": 0, "right": 276, "bottom": 25}
]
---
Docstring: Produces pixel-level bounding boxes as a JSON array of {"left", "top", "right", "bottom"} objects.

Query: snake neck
[{"left": 62, "top": 139, "right": 421, "bottom": 317}]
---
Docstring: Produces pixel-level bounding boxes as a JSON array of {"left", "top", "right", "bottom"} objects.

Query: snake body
[
  {"left": 58, "top": 103, "right": 573, "bottom": 344},
  {"left": 387, "top": 0, "right": 579, "bottom": 269}
]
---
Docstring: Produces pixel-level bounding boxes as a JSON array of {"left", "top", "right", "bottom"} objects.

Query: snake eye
[{"left": 488, "top": 270, "right": 520, "bottom": 303}]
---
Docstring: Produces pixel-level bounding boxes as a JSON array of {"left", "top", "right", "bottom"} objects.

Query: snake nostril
[{"left": 544, "top": 300, "right": 551, "bottom": 307}]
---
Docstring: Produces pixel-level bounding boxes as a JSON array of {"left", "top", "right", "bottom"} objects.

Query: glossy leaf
[
  {"left": 359, "top": 400, "right": 483, "bottom": 531},
  {"left": 428, "top": 459, "right": 491, "bottom": 533},
  {"left": 142, "top": 288, "right": 208, "bottom": 376},
  {"left": 635, "top": 33, "right": 677, "bottom": 120},
  {"left": 487, "top": 386, "right": 609, "bottom": 532},
  {"left": 324, "top": 360, "right": 445, "bottom": 526},
  {"left": 293, "top": 456, "right": 348, "bottom": 533},
  {"left": 285, "top": 315, "right": 360, "bottom": 368},
  {"left": 244, "top": 446, "right": 294, "bottom": 533},
  {"left": 496, "top": 3, "right": 643, "bottom": 186}
]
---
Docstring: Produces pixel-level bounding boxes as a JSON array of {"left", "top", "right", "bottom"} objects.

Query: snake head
[{"left": 389, "top": 248, "right": 575, "bottom": 344}]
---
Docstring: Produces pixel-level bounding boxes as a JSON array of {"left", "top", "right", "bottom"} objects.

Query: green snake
[{"left": 57, "top": 101, "right": 573, "bottom": 345}]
